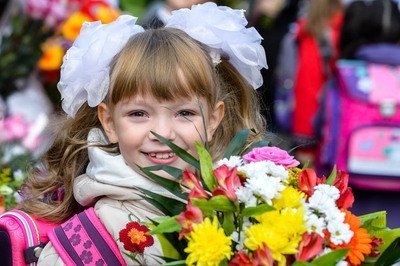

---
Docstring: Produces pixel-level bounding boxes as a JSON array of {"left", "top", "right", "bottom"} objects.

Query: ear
[
  {"left": 207, "top": 101, "right": 225, "bottom": 142},
  {"left": 98, "top": 103, "right": 118, "bottom": 143}
]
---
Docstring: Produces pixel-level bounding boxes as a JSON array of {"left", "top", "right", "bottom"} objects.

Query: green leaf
[
  {"left": 149, "top": 216, "right": 181, "bottom": 235},
  {"left": 245, "top": 139, "right": 270, "bottom": 153},
  {"left": 223, "top": 129, "right": 250, "bottom": 158},
  {"left": 150, "top": 131, "right": 200, "bottom": 169},
  {"left": 222, "top": 211, "right": 235, "bottom": 236},
  {"left": 325, "top": 165, "right": 337, "bottom": 185},
  {"left": 191, "top": 195, "right": 236, "bottom": 213},
  {"left": 139, "top": 188, "right": 186, "bottom": 216},
  {"left": 292, "top": 262, "right": 312, "bottom": 266},
  {"left": 139, "top": 165, "right": 186, "bottom": 200},
  {"left": 242, "top": 204, "right": 275, "bottom": 217},
  {"left": 374, "top": 228, "right": 400, "bottom": 254},
  {"left": 141, "top": 165, "right": 183, "bottom": 180},
  {"left": 196, "top": 142, "right": 217, "bottom": 191},
  {"left": 310, "top": 248, "right": 349, "bottom": 266},
  {"left": 162, "top": 260, "right": 187, "bottom": 266},
  {"left": 375, "top": 237, "right": 400, "bottom": 266},
  {"left": 359, "top": 211, "right": 387, "bottom": 232}
]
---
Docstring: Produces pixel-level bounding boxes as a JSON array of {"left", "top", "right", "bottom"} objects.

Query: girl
[{"left": 17, "top": 3, "right": 267, "bottom": 265}]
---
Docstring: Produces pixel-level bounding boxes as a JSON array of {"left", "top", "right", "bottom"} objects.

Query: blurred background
[{"left": 1, "top": 0, "right": 399, "bottom": 228}]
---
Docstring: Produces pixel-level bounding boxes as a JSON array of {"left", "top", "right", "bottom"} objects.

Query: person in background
[
  {"left": 292, "top": 0, "right": 344, "bottom": 165},
  {"left": 248, "top": 0, "right": 301, "bottom": 134},
  {"left": 140, "top": 0, "right": 212, "bottom": 28}
]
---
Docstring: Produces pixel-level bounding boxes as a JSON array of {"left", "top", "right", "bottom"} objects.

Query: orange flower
[
  {"left": 38, "top": 44, "right": 64, "bottom": 71},
  {"left": 330, "top": 210, "right": 372, "bottom": 265},
  {"left": 94, "top": 5, "right": 120, "bottom": 24},
  {"left": 62, "top": 12, "right": 92, "bottom": 41},
  {"left": 119, "top": 221, "right": 154, "bottom": 253}
]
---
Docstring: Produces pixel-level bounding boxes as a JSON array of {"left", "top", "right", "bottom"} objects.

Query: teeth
[{"left": 148, "top": 152, "right": 175, "bottom": 159}]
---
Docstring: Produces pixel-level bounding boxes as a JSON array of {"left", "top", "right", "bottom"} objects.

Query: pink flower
[
  {"left": 212, "top": 165, "right": 242, "bottom": 201},
  {"left": 243, "top": 147, "right": 300, "bottom": 168},
  {"left": 0, "top": 115, "right": 30, "bottom": 143}
]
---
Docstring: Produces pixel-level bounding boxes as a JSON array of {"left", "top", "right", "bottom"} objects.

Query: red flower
[
  {"left": 298, "top": 168, "right": 325, "bottom": 198},
  {"left": 229, "top": 244, "right": 273, "bottom": 266},
  {"left": 212, "top": 165, "right": 242, "bottom": 201},
  {"left": 182, "top": 170, "right": 209, "bottom": 199},
  {"left": 296, "top": 233, "right": 324, "bottom": 261},
  {"left": 119, "top": 221, "right": 154, "bottom": 253},
  {"left": 333, "top": 170, "right": 354, "bottom": 209},
  {"left": 176, "top": 202, "right": 203, "bottom": 239}
]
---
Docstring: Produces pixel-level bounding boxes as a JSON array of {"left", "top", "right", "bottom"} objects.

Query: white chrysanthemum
[
  {"left": 239, "top": 161, "right": 288, "bottom": 182},
  {"left": 215, "top": 156, "right": 243, "bottom": 169},
  {"left": 314, "top": 184, "right": 340, "bottom": 201},
  {"left": 324, "top": 208, "right": 346, "bottom": 224},
  {"left": 305, "top": 213, "right": 326, "bottom": 236},
  {"left": 307, "top": 189, "right": 337, "bottom": 212},
  {"left": 245, "top": 175, "right": 285, "bottom": 205},
  {"left": 235, "top": 186, "right": 257, "bottom": 207},
  {"left": 327, "top": 220, "right": 354, "bottom": 245}
]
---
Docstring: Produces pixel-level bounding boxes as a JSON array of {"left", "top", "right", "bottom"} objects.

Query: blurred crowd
[{"left": 1, "top": 0, "right": 400, "bottom": 226}]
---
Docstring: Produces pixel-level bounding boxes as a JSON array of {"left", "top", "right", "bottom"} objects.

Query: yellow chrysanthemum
[
  {"left": 38, "top": 44, "right": 64, "bottom": 71},
  {"left": 62, "top": 12, "right": 92, "bottom": 41},
  {"left": 185, "top": 217, "right": 232, "bottom": 266},
  {"left": 245, "top": 208, "right": 307, "bottom": 265},
  {"left": 272, "top": 186, "right": 305, "bottom": 210},
  {"left": 94, "top": 5, "right": 120, "bottom": 24}
]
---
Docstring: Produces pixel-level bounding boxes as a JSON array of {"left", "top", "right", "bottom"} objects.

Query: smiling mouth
[{"left": 146, "top": 152, "right": 175, "bottom": 159}]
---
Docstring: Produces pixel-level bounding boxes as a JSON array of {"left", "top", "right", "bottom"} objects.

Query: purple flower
[{"left": 243, "top": 147, "right": 300, "bottom": 168}]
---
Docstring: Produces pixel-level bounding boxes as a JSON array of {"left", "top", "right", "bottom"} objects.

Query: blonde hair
[
  {"left": 21, "top": 27, "right": 265, "bottom": 222},
  {"left": 305, "top": 0, "right": 343, "bottom": 39}
]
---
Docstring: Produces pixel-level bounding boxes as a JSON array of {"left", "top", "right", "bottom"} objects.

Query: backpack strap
[
  {"left": 48, "top": 207, "right": 126, "bottom": 266},
  {"left": 0, "top": 209, "right": 44, "bottom": 265}
]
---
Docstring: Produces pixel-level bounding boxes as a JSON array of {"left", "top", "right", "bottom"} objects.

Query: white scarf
[{"left": 73, "top": 128, "right": 183, "bottom": 206}]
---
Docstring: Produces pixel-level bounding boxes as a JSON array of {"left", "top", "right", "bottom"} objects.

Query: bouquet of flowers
[
  {"left": 0, "top": 0, "right": 120, "bottom": 103},
  {"left": 136, "top": 130, "right": 400, "bottom": 265},
  {"left": 0, "top": 114, "right": 48, "bottom": 213}
]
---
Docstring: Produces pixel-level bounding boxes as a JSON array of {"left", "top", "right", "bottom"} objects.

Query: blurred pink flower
[
  {"left": 25, "top": 0, "right": 71, "bottom": 27},
  {"left": 0, "top": 115, "right": 30, "bottom": 143},
  {"left": 243, "top": 147, "right": 300, "bottom": 168}
]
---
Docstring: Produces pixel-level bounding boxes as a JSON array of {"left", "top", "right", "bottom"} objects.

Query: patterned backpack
[
  {"left": 0, "top": 210, "right": 59, "bottom": 266},
  {"left": 319, "top": 59, "right": 400, "bottom": 190},
  {"left": 0, "top": 208, "right": 125, "bottom": 265}
]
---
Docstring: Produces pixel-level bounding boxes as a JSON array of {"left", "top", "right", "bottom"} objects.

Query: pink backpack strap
[
  {"left": 48, "top": 207, "right": 126, "bottom": 266},
  {"left": 0, "top": 209, "right": 47, "bottom": 265}
]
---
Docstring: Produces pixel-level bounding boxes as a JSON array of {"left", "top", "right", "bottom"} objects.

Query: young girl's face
[{"left": 99, "top": 94, "right": 224, "bottom": 179}]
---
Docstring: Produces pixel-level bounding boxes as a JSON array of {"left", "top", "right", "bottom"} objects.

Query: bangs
[{"left": 108, "top": 28, "right": 217, "bottom": 106}]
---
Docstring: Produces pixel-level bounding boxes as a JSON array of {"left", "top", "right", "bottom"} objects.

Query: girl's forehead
[{"left": 120, "top": 93, "right": 206, "bottom": 106}]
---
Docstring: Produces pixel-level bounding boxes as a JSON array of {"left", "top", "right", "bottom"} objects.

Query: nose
[{"left": 148, "top": 119, "right": 176, "bottom": 142}]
